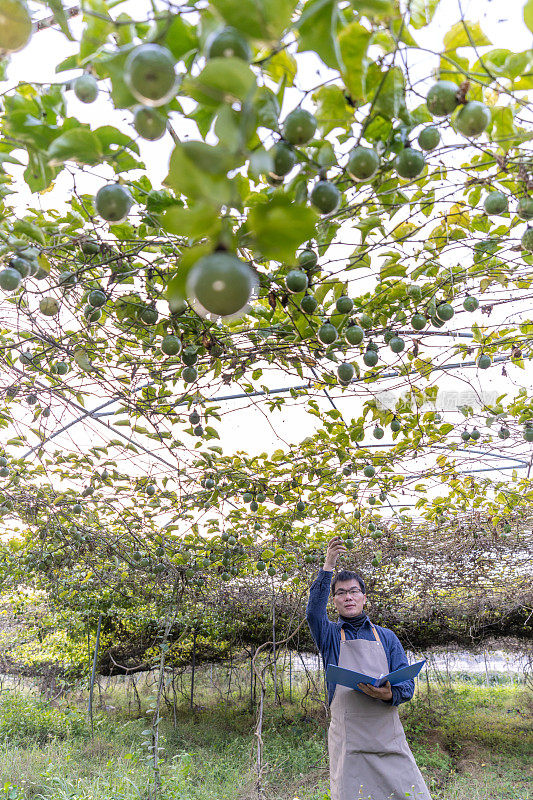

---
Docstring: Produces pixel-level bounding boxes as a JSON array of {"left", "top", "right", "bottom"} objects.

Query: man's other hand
[{"left": 357, "top": 681, "right": 393, "bottom": 701}]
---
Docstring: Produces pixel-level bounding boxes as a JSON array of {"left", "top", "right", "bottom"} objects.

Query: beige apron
[{"left": 328, "top": 625, "right": 432, "bottom": 800}]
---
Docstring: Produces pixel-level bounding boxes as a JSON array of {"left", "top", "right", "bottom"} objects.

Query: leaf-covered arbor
[{"left": 0, "top": 0, "right": 531, "bottom": 659}]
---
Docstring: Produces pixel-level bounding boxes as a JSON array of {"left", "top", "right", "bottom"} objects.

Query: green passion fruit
[
  {"left": 317, "top": 323, "right": 338, "bottom": 345},
  {"left": 182, "top": 366, "right": 198, "bottom": 383},
  {"left": 140, "top": 307, "right": 158, "bottom": 325},
  {"left": 435, "top": 302, "right": 454, "bottom": 321},
  {"left": 417, "top": 126, "right": 440, "bottom": 151},
  {"left": 426, "top": 81, "right": 459, "bottom": 117},
  {"left": 9, "top": 255, "right": 32, "bottom": 278},
  {"left": 39, "top": 297, "right": 59, "bottom": 317},
  {"left": 124, "top": 43, "right": 176, "bottom": 107},
  {"left": 285, "top": 269, "right": 308, "bottom": 293},
  {"left": 298, "top": 249, "right": 318, "bottom": 270},
  {"left": 301, "top": 294, "right": 318, "bottom": 314},
  {"left": 363, "top": 349, "right": 378, "bottom": 367},
  {"left": 455, "top": 101, "right": 491, "bottom": 137},
  {"left": 347, "top": 146, "right": 380, "bottom": 181},
  {"left": 282, "top": 108, "right": 317, "bottom": 145},
  {"left": 205, "top": 26, "right": 251, "bottom": 61},
  {"left": 186, "top": 252, "right": 257, "bottom": 319},
  {"left": 395, "top": 148, "right": 425, "bottom": 179},
  {"left": 73, "top": 74, "right": 99, "bottom": 103},
  {"left": 133, "top": 106, "right": 167, "bottom": 140},
  {"left": 484, "top": 191, "right": 508, "bottom": 215},
  {"left": 0, "top": 0, "right": 32, "bottom": 52},
  {"left": 517, "top": 197, "right": 533, "bottom": 220},
  {"left": 270, "top": 142, "right": 296, "bottom": 177},
  {"left": 80, "top": 238, "right": 99, "bottom": 256},
  {"left": 95, "top": 184, "right": 133, "bottom": 223},
  {"left": 161, "top": 335, "right": 182, "bottom": 356},
  {"left": 88, "top": 289, "right": 107, "bottom": 308},
  {"left": 181, "top": 347, "right": 198, "bottom": 366},
  {"left": 311, "top": 180, "right": 341, "bottom": 214},
  {"left": 0, "top": 268, "right": 22, "bottom": 292},
  {"left": 463, "top": 295, "right": 479, "bottom": 312},
  {"left": 522, "top": 227, "right": 533, "bottom": 252},
  {"left": 337, "top": 362, "right": 354, "bottom": 383},
  {"left": 345, "top": 325, "right": 364, "bottom": 345},
  {"left": 336, "top": 295, "right": 354, "bottom": 314},
  {"left": 411, "top": 313, "right": 427, "bottom": 330},
  {"left": 389, "top": 336, "right": 405, "bottom": 353}
]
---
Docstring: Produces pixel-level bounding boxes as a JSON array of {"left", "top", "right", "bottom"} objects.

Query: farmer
[{"left": 306, "top": 535, "right": 432, "bottom": 800}]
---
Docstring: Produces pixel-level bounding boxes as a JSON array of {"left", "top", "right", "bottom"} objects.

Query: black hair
[{"left": 331, "top": 569, "right": 366, "bottom": 596}]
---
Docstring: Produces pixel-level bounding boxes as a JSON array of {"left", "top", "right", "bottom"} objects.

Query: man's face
[{"left": 332, "top": 579, "right": 366, "bottom": 617}]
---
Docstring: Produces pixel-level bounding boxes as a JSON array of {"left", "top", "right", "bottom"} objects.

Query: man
[{"left": 306, "top": 536, "right": 432, "bottom": 800}]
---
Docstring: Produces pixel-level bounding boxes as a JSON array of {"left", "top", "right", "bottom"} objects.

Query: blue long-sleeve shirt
[{"left": 306, "top": 568, "right": 415, "bottom": 707}]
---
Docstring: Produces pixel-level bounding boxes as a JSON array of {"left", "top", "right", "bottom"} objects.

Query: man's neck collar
[{"left": 338, "top": 611, "right": 368, "bottom": 624}]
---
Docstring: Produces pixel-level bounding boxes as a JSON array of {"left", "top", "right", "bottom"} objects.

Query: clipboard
[{"left": 326, "top": 659, "right": 426, "bottom": 693}]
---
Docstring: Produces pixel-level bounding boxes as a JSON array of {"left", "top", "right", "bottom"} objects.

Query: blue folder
[{"left": 326, "top": 659, "right": 426, "bottom": 693}]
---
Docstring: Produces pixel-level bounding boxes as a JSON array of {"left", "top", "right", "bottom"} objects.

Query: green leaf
[
  {"left": 490, "top": 107, "right": 516, "bottom": 153},
  {"left": 94, "top": 126, "right": 140, "bottom": 156},
  {"left": 45, "top": 0, "right": 74, "bottom": 40},
  {"left": 248, "top": 195, "right": 317, "bottom": 262},
  {"left": 24, "top": 151, "right": 59, "bottom": 193},
  {"left": 312, "top": 85, "right": 354, "bottom": 134},
  {"left": 165, "top": 243, "right": 213, "bottom": 304},
  {"left": 164, "top": 15, "right": 197, "bottom": 60},
  {"left": 96, "top": 46, "right": 137, "bottom": 109},
  {"left": 339, "top": 22, "right": 371, "bottom": 102},
  {"left": 297, "top": 0, "right": 339, "bottom": 71},
  {"left": 524, "top": 0, "right": 533, "bottom": 33},
  {"left": 161, "top": 204, "right": 222, "bottom": 239},
  {"left": 443, "top": 21, "right": 491, "bottom": 50},
  {"left": 380, "top": 261, "right": 406, "bottom": 279},
  {"left": 184, "top": 58, "right": 256, "bottom": 107},
  {"left": 366, "top": 64, "right": 408, "bottom": 122},
  {"left": 212, "top": 0, "right": 297, "bottom": 39},
  {"left": 55, "top": 54, "right": 80, "bottom": 73},
  {"left": 13, "top": 220, "right": 46, "bottom": 245},
  {"left": 262, "top": 49, "right": 297, "bottom": 86},
  {"left": 351, "top": 0, "right": 394, "bottom": 17},
  {"left": 253, "top": 86, "right": 281, "bottom": 131},
  {"left": 164, "top": 143, "right": 234, "bottom": 206},
  {"left": 48, "top": 128, "right": 104, "bottom": 166},
  {"left": 409, "top": 0, "right": 440, "bottom": 29},
  {"left": 79, "top": 0, "right": 114, "bottom": 61}
]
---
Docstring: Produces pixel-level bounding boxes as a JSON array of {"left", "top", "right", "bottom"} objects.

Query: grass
[{"left": 0, "top": 672, "right": 530, "bottom": 800}]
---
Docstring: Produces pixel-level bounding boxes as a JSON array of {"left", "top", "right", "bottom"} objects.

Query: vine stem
[{"left": 150, "top": 578, "right": 180, "bottom": 799}]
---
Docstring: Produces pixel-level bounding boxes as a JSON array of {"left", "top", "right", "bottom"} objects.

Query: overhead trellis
[{"left": 0, "top": 0, "right": 530, "bottom": 665}]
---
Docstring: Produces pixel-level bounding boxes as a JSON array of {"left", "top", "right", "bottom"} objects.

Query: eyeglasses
[{"left": 334, "top": 588, "right": 363, "bottom": 598}]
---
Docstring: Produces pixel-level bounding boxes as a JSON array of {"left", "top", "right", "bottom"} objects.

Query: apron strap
[
  {"left": 370, "top": 624, "right": 381, "bottom": 644},
  {"left": 340, "top": 623, "right": 381, "bottom": 644}
]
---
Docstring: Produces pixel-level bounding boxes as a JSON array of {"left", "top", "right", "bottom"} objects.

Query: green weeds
[{"left": 0, "top": 679, "right": 529, "bottom": 800}]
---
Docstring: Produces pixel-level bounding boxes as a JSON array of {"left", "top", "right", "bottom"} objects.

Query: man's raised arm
[{"left": 305, "top": 536, "right": 347, "bottom": 650}]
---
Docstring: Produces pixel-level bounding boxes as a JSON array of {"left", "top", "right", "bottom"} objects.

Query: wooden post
[
  {"left": 88, "top": 613, "right": 102, "bottom": 738},
  {"left": 227, "top": 649, "right": 233, "bottom": 701},
  {"left": 250, "top": 652, "right": 254, "bottom": 713},
  {"left": 289, "top": 649, "right": 292, "bottom": 704},
  {"left": 272, "top": 589, "right": 277, "bottom": 703},
  {"left": 190, "top": 629, "right": 196, "bottom": 711}
]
